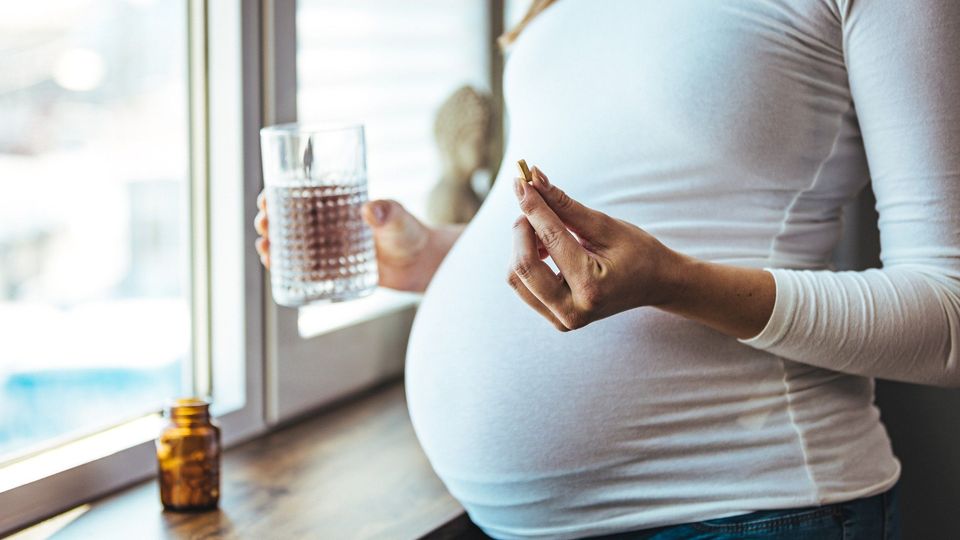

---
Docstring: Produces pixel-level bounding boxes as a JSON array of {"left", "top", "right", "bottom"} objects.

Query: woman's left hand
[{"left": 507, "top": 167, "right": 689, "bottom": 331}]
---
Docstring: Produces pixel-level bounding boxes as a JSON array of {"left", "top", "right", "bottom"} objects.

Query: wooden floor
[{"left": 39, "top": 382, "right": 472, "bottom": 539}]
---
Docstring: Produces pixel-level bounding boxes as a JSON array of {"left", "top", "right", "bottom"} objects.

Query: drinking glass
[{"left": 260, "top": 123, "right": 378, "bottom": 307}]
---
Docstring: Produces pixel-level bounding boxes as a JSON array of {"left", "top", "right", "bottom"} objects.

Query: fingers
[
  {"left": 255, "top": 236, "right": 270, "bottom": 269},
  {"left": 509, "top": 215, "right": 572, "bottom": 325},
  {"left": 530, "top": 167, "right": 611, "bottom": 246},
  {"left": 514, "top": 178, "right": 590, "bottom": 276},
  {"left": 507, "top": 272, "right": 568, "bottom": 331},
  {"left": 361, "top": 200, "right": 391, "bottom": 228},
  {"left": 362, "top": 199, "right": 430, "bottom": 257},
  {"left": 255, "top": 191, "right": 270, "bottom": 268},
  {"left": 254, "top": 210, "right": 268, "bottom": 236}
]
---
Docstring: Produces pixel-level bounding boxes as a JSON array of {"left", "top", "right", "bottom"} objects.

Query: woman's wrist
[
  {"left": 430, "top": 224, "right": 465, "bottom": 253},
  {"left": 650, "top": 249, "right": 699, "bottom": 309},
  {"left": 655, "top": 255, "right": 776, "bottom": 340},
  {"left": 426, "top": 224, "right": 463, "bottom": 266},
  {"left": 412, "top": 224, "right": 464, "bottom": 292}
]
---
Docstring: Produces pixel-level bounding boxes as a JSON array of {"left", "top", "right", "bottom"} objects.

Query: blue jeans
[{"left": 589, "top": 485, "right": 900, "bottom": 539}]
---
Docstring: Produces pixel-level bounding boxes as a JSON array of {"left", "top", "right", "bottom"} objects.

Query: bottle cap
[{"left": 168, "top": 398, "right": 211, "bottom": 419}]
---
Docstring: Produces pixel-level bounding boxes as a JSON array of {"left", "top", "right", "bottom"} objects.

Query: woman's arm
[
  {"left": 513, "top": 158, "right": 959, "bottom": 388},
  {"left": 658, "top": 259, "right": 775, "bottom": 340},
  {"left": 730, "top": 0, "right": 960, "bottom": 385},
  {"left": 421, "top": 223, "right": 465, "bottom": 286},
  {"left": 509, "top": 0, "right": 960, "bottom": 388}
]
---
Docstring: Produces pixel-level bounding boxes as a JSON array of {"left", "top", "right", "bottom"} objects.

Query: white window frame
[{"left": 0, "top": 1, "right": 265, "bottom": 534}]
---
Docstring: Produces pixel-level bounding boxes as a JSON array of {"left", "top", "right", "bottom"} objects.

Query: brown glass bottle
[{"left": 156, "top": 398, "right": 221, "bottom": 511}]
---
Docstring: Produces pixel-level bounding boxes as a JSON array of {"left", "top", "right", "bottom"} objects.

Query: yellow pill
[{"left": 517, "top": 159, "right": 533, "bottom": 183}]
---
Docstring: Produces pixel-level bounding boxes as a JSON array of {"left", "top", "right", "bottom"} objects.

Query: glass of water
[{"left": 260, "top": 123, "right": 378, "bottom": 307}]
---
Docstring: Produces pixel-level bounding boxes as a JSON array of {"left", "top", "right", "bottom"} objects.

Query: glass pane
[
  {"left": 296, "top": 0, "right": 490, "bottom": 219},
  {"left": 0, "top": 0, "right": 190, "bottom": 461}
]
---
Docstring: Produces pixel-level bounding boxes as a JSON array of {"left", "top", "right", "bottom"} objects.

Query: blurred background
[{"left": 0, "top": 0, "right": 189, "bottom": 460}]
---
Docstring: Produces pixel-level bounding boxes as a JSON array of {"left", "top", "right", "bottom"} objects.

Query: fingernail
[
  {"left": 533, "top": 167, "right": 550, "bottom": 187},
  {"left": 371, "top": 201, "right": 388, "bottom": 225},
  {"left": 514, "top": 177, "right": 525, "bottom": 199}
]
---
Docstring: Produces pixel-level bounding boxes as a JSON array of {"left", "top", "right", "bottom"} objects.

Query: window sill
[
  {"left": 0, "top": 415, "right": 161, "bottom": 495},
  {"left": 14, "top": 381, "right": 468, "bottom": 539},
  {"left": 296, "top": 288, "right": 422, "bottom": 339},
  {"left": 0, "top": 416, "right": 161, "bottom": 536}
]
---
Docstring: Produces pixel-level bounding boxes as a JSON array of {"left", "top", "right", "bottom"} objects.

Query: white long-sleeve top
[{"left": 405, "top": 0, "right": 960, "bottom": 538}]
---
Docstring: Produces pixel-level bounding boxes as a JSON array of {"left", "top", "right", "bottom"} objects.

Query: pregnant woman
[{"left": 256, "top": 0, "right": 960, "bottom": 538}]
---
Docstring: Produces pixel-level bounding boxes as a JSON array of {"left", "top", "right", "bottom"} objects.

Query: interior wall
[{"left": 835, "top": 187, "right": 960, "bottom": 538}]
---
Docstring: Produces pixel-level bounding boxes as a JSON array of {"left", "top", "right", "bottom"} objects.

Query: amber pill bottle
[{"left": 156, "top": 399, "right": 221, "bottom": 511}]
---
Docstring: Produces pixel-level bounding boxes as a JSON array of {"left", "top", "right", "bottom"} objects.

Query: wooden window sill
[{"left": 19, "top": 381, "right": 489, "bottom": 539}]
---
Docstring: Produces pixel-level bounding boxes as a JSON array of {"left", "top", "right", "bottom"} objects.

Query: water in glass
[{"left": 266, "top": 180, "right": 377, "bottom": 306}]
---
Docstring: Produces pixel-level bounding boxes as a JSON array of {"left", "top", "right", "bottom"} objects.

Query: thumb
[
  {"left": 362, "top": 199, "right": 396, "bottom": 228},
  {"left": 361, "top": 199, "right": 427, "bottom": 252}
]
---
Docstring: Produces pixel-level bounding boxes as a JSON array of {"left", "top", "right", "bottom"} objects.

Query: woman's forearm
[
  {"left": 414, "top": 224, "right": 465, "bottom": 291},
  {"left": 658, "top": 256, "right": 776, "bottom": 340},
  {"left": 430, "top": 224, "right": 465, "bottom": 257}
]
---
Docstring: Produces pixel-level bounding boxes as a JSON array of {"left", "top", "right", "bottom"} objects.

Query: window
[
  {"left": 296, "top": 0, "right": 491, "bottom": 218},
  {"left": 0, "top": 0, "right": 191, "bottom": 462},
  {"left": 0, "top": 1, "right": 261, "bottom": 534}
]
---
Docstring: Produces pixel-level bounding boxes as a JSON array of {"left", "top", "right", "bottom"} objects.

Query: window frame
[{"left": 0, "top": 1, "right": 265, "bottom": 534}]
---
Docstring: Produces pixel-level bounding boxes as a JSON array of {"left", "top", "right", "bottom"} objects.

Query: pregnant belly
[
  {"left": 405, "top": 266, "right": 796, "bottom": 486},
  {"left": 402, "top": 212, "right": 889, "bottom": 536}
]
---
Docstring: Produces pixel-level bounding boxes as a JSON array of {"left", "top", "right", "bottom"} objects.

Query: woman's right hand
[{"left": 254, "top": 192, "right": 450, "bottom": 292}]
